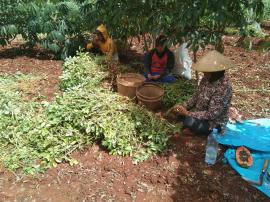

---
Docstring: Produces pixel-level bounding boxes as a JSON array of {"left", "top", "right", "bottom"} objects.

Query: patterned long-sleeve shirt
[{"left": 184, "top": 76, "right": 232, "bottom": 130}]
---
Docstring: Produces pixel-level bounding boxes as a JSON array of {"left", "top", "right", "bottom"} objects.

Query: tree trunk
[
  {"left": 129, "top": 37, "right": 133, "bottom": 47},
  {"left": 151, "top": 33, "right": 157, "bottom": 49},
  {"left": 236, "top": 36, "right": 245, "bottom": 47},
  {"left": 143, "top": 34, "right": 149, "bottom": 52},
  {"left": 193, "top": 50, "right": 199, "bottom": 85},
  {"left": 122, "top": 38, "right": 128, "bottom": 56},
  {"left": 215, "top": 36, "right": 224, "bottom": 53}
]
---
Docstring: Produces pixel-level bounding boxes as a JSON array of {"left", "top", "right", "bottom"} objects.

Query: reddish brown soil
[
  {"left": 0, "top": 43, "right": 62, "bottom": 101},
  {"left": 0, "top": 36, "right": 269, "bottom": 202},
  {"left": 1, "top": 137, "right": 268, "bottom": 202}
]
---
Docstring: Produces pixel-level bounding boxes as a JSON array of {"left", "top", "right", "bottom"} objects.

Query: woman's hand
[
  {"left": 147, "top": 74, "right": 161, "bottom": 80},
  {"left": 152, "top": 75, "right": 161, "bottom": 80},
  {"left": 147, "top": 74, "right": 153, "bottom": 80},
  {"left": 173, "top": 105, "right": 189, "bottom": 116}
]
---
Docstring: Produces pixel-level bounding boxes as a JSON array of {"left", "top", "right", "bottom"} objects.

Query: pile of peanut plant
[
  {"left": 0, "top": 73, "right": 91, "bottom": 174},
  {"left": 57, "top": 52, "right": 180, "bottom": 161},
  {"left": 163, "top": 80, "right": 196, "bottom": 109},
  {"left": 0, "top": 53, "right": 180, "bottom": 174}
]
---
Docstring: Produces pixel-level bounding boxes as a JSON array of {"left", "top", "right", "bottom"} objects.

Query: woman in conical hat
[{"left": 173, "top": 50, "right": 234, "bottom": 135}]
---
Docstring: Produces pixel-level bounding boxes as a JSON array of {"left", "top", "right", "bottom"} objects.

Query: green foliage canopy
[{"left": 0, "top": 0, "right": 265, "bottom": 58}]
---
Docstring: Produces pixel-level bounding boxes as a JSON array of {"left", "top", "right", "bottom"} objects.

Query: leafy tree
[
  {"left": 262, "top": 0, "right": 270, "bottom": 20},
  {"left": 0, "top": 0, "right": 29, "bottom": 45},
  {"left": 91, "top": 0, "right": 264, "bottom": 53},
  {"left": 0, "top": 0, "right": 265, "bottom": 59},
  {"left": 1, "top": 1, "right": 96, "bottom": 58}
]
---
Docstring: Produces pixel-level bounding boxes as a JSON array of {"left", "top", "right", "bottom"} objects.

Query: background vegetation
[
  {"left": 0, "top": 0, "right": 266, "bottom": 59},
  {"left": 262, "top": 0, "right": 270, "bottom": 20}
]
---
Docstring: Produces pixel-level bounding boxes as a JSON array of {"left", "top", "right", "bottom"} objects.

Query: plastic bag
[{"left": 172, "top": 43, "right": 192, "bottom": 80}]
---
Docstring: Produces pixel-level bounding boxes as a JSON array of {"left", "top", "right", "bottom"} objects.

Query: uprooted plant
[{"left": 0, "top": 52, "right": 180, "bottom": 174}]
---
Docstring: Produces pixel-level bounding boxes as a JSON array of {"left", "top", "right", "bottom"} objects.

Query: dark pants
[
  {"left": 178, "top": 116, "right": 211, "bottom": 135},
  {"left": 144, "top": 72, "right": 177, "bottom": 83}
]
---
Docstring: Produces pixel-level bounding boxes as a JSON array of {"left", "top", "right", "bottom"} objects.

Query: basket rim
[
  {"left": 117, "top": 73, "right": 146, "bottom": 87},
  {"left": 136, "top": 82, "right": 164, "bottom": 100},
  {"left": 137, "top": 95, "right": 163, "bottom": 102}
]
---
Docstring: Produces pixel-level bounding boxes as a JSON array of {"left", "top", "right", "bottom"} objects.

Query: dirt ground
[
  {"left": 0, "top": 42, "right": 62, "bottom": 101},
  {"left": 0, "top": 36, "right": 269, "bottom": 202}
]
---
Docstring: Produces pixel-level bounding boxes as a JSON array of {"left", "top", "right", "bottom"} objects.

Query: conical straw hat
[{"left": 192, "top": 50, "right": 235, "bottom": 72}]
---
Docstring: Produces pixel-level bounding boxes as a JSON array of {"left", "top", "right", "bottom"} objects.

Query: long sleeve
[
  {"left": 183, "top": 78, "right": 207, "bottom": 110},
  {"left": 86, "top": 43, "right": 93, "bottom": 50},
  {"left": 108, "top": 38, "right": 117, "bottom": 59},
  {"left": 144, "top": 52, "right": 152, "bottom": 74},
  {"left": 184, "top": 88, "right": 199, "bottom": 110},
  {"left": 189, "top": 85, "right": 232, "bottom": 121}
]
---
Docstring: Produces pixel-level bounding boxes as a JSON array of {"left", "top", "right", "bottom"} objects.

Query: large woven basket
[
  {"left": 136, "top": 83, "right": 164, "bottom": 110},
  {"left": 117, "top": 73, "right": 145, "bottom": 98}
]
